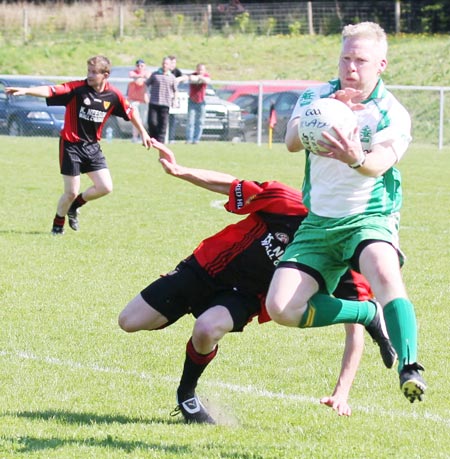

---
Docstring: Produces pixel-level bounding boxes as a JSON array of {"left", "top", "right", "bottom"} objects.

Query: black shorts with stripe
[
  {"left": 140, "top": 256, "right": 261, "bottom": 331},
  {"left": 59, "top": 138, "right": 108, "bottom": 176}
]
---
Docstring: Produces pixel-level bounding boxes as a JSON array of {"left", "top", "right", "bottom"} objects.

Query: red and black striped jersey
[
  {"left": 193, "top": 180, "right": 307, "bottom": 312},
  {"left": 46, "top": 80, "right": 133, "bottom": 143}
]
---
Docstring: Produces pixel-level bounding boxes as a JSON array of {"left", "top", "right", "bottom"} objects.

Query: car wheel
[{"left": 8, "top": 119, "right": 23, "bottom": 136}]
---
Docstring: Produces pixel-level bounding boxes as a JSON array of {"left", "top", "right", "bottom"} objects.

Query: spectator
[
  {"left": 185, "top": 63, "right": 211, "bottom": 144},
  {"left": 146, "top": 56, "right": 177, "bottom": 143},
  {"left": 168, "top": 55, "right": 183, "bottom": 144},
  {"left": 127, "top": 59, "right": 150, "bottom": 143}
]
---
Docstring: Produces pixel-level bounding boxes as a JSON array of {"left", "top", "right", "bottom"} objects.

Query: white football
[{"left": 298, "top": 98, "right": 357, "bottom": 154}]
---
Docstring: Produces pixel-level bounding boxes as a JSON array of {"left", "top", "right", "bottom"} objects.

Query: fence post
[
  {"left": 119, "top": 4, "right": 124, "bottom": 39},
  {"left": 23, "top": 8, "right": 29, "bottom": 43},
  {"left": 207, "top": 4, "right": 212, "bottom": 36},
  {"left": 307, "top": 2, "right": 314, "bottom": 35},
  {"left": 395, "top": 0, "right": 401, "bottom": 33}
]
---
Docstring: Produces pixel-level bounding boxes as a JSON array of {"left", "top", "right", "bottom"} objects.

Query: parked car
[
  {"left": 0, "top": 76, "right": 65, "bottom": 137},
  {"left": 234, "top": 90, "right": 303, "bottom": 143},
  {"left": 107, "top": 66, "right": 243, "bottom": 141},
  {"left": 216, "top": 80, "right": 322, "bottom": 102}
]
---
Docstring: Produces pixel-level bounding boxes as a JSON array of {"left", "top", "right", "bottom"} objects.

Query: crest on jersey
[
  {"left": 275, "top": 232, "right": 289, "bottom": 244},
  {"left": 103, "top": 101, "right": 111, "bottom": 110},
  {"left": 83, "top": 97, "right": 91, "bottom": 106}
]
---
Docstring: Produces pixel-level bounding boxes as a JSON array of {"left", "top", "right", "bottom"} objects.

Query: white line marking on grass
[{"left": 3, "top": 350, "right": 449, "bottom": 427}]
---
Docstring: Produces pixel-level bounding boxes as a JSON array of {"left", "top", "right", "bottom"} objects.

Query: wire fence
[
  {"left": 1, "top": 1, "right": 448, "bottom": 44},
  {"left": 1, "top": 74, "right": 449, "bottom": 148}
]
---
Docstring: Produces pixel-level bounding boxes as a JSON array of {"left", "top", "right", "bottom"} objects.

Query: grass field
[{"left": 0, "top": 136, "right": 449, "bottom": 459}]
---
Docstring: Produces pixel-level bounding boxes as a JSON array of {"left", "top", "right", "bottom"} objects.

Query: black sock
[
  {"left": 69, "top": 193, "right": 87, "bottom": 212},
  {"left": 177, "top": 337, "right": 218, "bottom": 402},
  {"left": 53, "top": 214, "right": 65, "bottom": 228}
]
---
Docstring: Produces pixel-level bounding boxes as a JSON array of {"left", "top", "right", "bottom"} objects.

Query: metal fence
[
  {"left": 1, "top": 74, "right": 449, "bottom": 149},
  {"left": 1, "top": 1, "right": 448, "bottom": 43}
]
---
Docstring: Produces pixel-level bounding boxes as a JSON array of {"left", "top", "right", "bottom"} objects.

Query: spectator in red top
[
  {"left": 127, "top": 59, "right": 150, "bottom": 143},
  {"left": 118, "top": 138, "right": 394, "bottom": 424},
  {"left": 6, "top": 55, "right": 151, "bottom": 235},
  {"left": 184, "top": 63, "right": 211, "bottom": 144}
]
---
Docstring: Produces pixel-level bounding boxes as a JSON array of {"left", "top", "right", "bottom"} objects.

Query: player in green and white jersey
[{"left": 266, "top": 21, "right": 426, "bottom": 403}]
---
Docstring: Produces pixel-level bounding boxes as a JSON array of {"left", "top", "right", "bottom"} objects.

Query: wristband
[{"left": 349, "top": 152, "right": 366, "bottom": 169}]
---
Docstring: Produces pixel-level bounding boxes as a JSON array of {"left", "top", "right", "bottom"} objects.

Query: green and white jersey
[{"left": 290, "top": 79, "right": 411, "bottom": 218}]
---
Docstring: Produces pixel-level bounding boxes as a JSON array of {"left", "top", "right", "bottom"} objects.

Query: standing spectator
[
  {"left": 168, "top": 55, "right": 183, "bottom": 144},
  {"left": 6, "top": 55, "right": 151, "bottom": 235},
  {"left": 185, "top": 63, "right": 211, "bottom": 144},
  {"left": 146, "top": 56, "right": 177, "bottom": 143},
  {"left": 127, "top": 59, "right": 150, "bottom": 143}
]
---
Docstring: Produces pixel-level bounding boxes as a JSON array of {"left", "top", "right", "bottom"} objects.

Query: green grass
[{"left": 0, "top": 137, "right": 449, "bottom": 458}]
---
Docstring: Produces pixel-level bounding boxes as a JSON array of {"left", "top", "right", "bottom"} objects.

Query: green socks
[
  {"left": 299, "top": 293, "right": 376, "bottom": 328},
  {"left": 383, "top": 298, "right": 417, "bottom": 370}
]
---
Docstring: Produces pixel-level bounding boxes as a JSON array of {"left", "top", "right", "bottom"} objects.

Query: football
[{"left": 298, "top": 98, "right": 357, "bottom": 154}]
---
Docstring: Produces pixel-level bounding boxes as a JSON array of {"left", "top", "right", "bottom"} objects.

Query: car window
[
  {"left": 233, "top": 95, "right": 257, "bottom": 111},
  {"left": 276, "top": 92, "right": 302, "bottom": 112}
]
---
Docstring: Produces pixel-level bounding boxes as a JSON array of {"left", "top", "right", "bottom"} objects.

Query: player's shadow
[
  {"left": 0, "top": 229, "right": 50, "bottom": 236},
  {"left": 7, "top": 409, "right": 191, "bottom": 454}
]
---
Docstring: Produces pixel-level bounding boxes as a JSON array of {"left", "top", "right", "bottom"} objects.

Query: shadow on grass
[
  {"left": 12, "top": 435, "right": 191, "bottom": 455},
  {"left": 0, "top": 229, "right": 51, "bottom": 236},
  {"left": 12, "top": 408, "right": 178, "bottom": 426},
  {"left": 6, "top": 409, "right": 192, "bottom": 454}
]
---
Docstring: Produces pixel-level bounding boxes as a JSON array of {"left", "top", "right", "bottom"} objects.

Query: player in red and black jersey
[
  {"left": 118, "top": 139, "right": 393, "bottom": 424},
  {"left": 6, "top": 55, "right": 151, "bottom": 235}
]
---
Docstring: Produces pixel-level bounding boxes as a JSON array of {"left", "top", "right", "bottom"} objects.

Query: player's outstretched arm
[
  {"left": 150, "top": 138, "right": 236, "bottom": 195},
  {"left": 320, "top": 323, "right": 364, "bottom": 416},
  {"left": 6, "top": 85, "right": 52, "bottom": 98}
]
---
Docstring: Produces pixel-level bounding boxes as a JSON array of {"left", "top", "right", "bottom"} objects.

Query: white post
[
  {"left": 207, "top": 4, "right": 212, "bottom": 36},
  {"left": 395, "top": 0, "right": 401, "bottom": 34},
  {"left": 23, "top": 8, "right": 29, "bottom": 42},
  {"left": 307, "top": 2, "right": 314, "bottom": 35},
  {"left": 257, "top": 82, "right": 263, "bottom": 146},
  {"left": 119, "top": 5, "right": 124, "bottom": 39},
  {"left": 439, "top": 88, "right": 444, "bottom": 150}
]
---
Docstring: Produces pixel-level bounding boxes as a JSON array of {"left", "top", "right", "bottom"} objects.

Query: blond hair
[
  {"left": 87, "top": 55, "right": 111, "bottom": 74},
  {"left": 342, "top": 22, "right": 388, "bottom": 58}
]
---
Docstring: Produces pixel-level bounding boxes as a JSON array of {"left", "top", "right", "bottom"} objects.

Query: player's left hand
[
  {"left": 330, "top": 88, "right": 365, "bottom": 111},
  {"left": 141, "top": 132, "right": 152, "bottom": 149},
  {"left": 320, "top": 395, "right": 352, "bottom": 417}
]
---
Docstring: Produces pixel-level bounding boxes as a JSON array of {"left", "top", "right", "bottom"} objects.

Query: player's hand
[
  {"left": 141, "top": 132, "right": 152, "bottom": 149},
  {"left": 5, "top": 87, "right": 26, "bottom": 96},
  {"left": 150, "top": 138, "right": 177, "bottom": 167},
  {"left": 330, "top": 88, "right": 365, "bottom": 111},
  {"left": 320, "top": 395, "right": 352, "bottom": 417}
]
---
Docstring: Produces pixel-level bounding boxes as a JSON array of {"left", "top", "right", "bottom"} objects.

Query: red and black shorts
[
  {"left": 140, "top": 256, "right": 261, "bottom": 331},
  {"left": 59, "top": 138, "right": 108, "bottom": 176}
]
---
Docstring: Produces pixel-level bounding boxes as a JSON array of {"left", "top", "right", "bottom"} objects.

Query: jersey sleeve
[
  {"left": 225, "top": 179, "right": 307, "bottom": 217},
  {"left": 108, "top": 84, "right": 134, "bottom": 120},
  {"left": 46, "top": 80, "right": 85, "bottom": 106}
]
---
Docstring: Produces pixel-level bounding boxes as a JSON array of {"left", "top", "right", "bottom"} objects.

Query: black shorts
[
  {"left": 140, "top": 257, "right": 261, "bottom": 332},
  {"left": 59, "top": 138, "right": 108, "bottom": 176}
]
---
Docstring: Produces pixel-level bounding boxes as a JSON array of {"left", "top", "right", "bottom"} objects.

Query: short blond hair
[
  {"left": 342, "top": 22, "right": 388, "bottom": 58},
  {"left": 87, "top": 55, "right": 111, "bottom": 74}
]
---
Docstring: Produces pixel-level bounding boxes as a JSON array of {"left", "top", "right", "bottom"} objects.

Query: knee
[
  {"left": 65, "top": 191, "right": 78, "bottom": 202},
  {"left": 193, "top": 319, "right": 217, "bottom": 344},
  {"left": 99, "top": 183, "right": 113, "bottom": 196},
  {"left": 118, "top": 310, "right": 135, "bottom": 333},
  {"left": 266, "top": 299, "right": 298, "bottom": 327}
]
